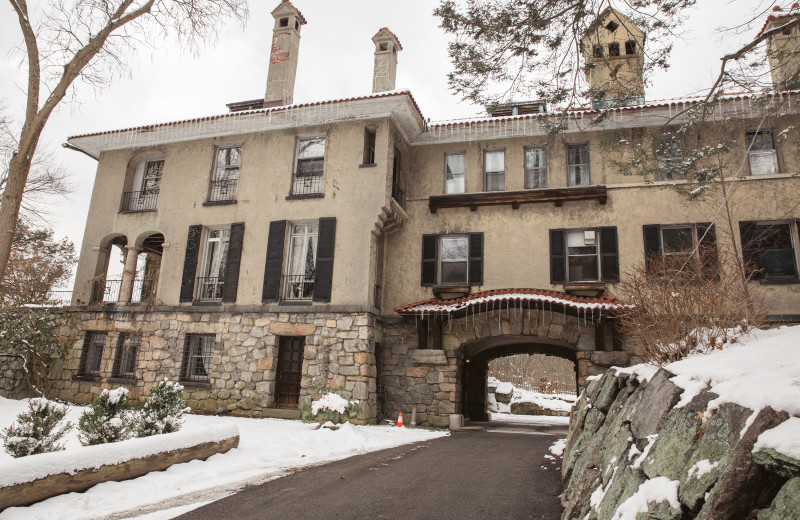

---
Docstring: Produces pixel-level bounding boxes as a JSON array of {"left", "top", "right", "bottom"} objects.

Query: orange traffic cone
[{"left": 397, "top": 412, "right": 404, "bottom": 428}]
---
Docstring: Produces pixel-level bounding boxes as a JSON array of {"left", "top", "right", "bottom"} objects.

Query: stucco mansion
[{"left": 30, "top": 3, "right": 800, "bottom": 426}]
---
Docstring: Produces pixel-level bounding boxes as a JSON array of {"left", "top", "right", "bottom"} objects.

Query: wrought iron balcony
[
  {"left": 282, "top": 274, "right": 314, "bottom": 301},
  {"left": 92, "top": 278, "right": 121, "bottom": 303},
  {"left": 291, "top": 173, "right": 323, "bottom": 196},
  {"left": 209, "top": 179, "right": 238, "bottom": 202},
  {"left": 392, "top": 182, "right": 406, "bottom": 209},
  {"left": 121, "top": 189, "right": 159, "bottom": 212},
  {"left": 196, "top": 276, "right": 224, "bottom": 302}
]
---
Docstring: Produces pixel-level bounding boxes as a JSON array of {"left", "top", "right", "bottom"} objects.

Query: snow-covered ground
[
  {"left": 489, "top": 412, "right": 570, "bottom": 427},
  {"left": 0, "top": 398, "right": 447, "bottom": 519},
  {"left": 487, "top": 376, "right": 576, "bottom": 414}
]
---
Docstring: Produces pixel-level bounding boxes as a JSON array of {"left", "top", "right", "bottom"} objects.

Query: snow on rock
[
  {"left": 0, "top": 424, "right": 239, "bottom": 488},
  {"left": 495, "top": 382, "right": 513, "bottom": 395},
  {"left": 311, "top": 393, "right": 350, "bottom": 415},
  {"left": 664, "top": 326, "right": 800, "bottom": 428},
  {"left": 753, "top": 417, "right": 800, "bottom": 460},
  {"left": 610, "top": 477, "right": 681, "bottom": 520},
  {"left": 687, "top": 459, "right": 719, "bottom": 479}
]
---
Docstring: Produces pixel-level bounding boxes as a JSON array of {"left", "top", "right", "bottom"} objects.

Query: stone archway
[
  {"left": 461, "top": 339, "right": 577, "bottom": 422},
  {"left": 386, "top": 289, "right": 635, "bottom": 427}
]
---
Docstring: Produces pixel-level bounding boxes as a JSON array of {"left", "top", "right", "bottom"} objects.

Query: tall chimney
[
  {"left": 372, "top": 28, "right": 403, "bottom": 93},
  {"left": 760, "top": 5, "right": 800, "bottom": 90},
  {"left": 264, "top": 1, "right": 307, "bottom": 107}
]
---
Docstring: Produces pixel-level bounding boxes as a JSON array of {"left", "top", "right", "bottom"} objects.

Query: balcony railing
[
  {"left": 91, "top": 277, "right": 156, "bottom": 304},
  {"left": 92, "top": 278, "right": 121, "bottom": 303},
  {"left": 291, "top": 173, "right": 323, "bottom": 196},
  {"left": 282, "top": 274, "right": 314, "bottom": 301},
  {"left": 209, "top": 179, "right": 238, "bottom": 202},
  {"left": 196, "top": 276, "right": 224, "bottom": 301},
  {"left": 121, "top": 189, "right": 159, "bottom": 212},
  {"left": 45, "top": 290, "right": 73, "bottom": 306},
  {"left": 392, "top": 182, "right": 406, "bottom": 209}
]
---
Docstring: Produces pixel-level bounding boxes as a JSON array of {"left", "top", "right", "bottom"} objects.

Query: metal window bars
[
  {"left": 209, "top": 178, "right": 238, "bottom": 202},
  {"left": 181, "top": 335, "right": 215, "bottom": 382},
  {"left": 281, "top": 274, "right": 315, "bottom": 301},
  {"left": 121, "top": 189, "right": 159, "bottom": 212},
  {"left": 112, "top": 334, "right": 140, "bottom": 378},
  {"left": 196, "top": 276, "right": 224, "bottom": 301},
  {"left": 291, "top": 172, "right": 323, "bottom": 196},
  {"left": 79, "top": 333, "right": 106, "bottom": 376}
]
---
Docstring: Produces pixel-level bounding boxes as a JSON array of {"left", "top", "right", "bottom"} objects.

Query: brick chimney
[
  {"left": 264, "top": 1, "right": 307, "bottom": 107},
  {"left": 372, "top": 28, "right": 403, "bottom": 93},
  {"left": 760, "top": 4, "right": 800, "bottom": 89}
]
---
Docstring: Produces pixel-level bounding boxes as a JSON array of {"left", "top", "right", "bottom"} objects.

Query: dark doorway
[{"left": 276, "top": 336, "right": 305, "bottom": 408}]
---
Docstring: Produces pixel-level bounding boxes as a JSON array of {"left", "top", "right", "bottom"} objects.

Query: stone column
[{"left": 117, "top": 245, "right": 140, "bottom": 304}]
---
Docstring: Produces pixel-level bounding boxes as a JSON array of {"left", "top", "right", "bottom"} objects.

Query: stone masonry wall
[
  {"left": 48, "top": 308, "right": 379, "bottom": 424},
  {"left": 0, "top": 355, "right": 34, "bottom": 399},
  {"left": 381, "top": 307, "right": 632, "bottom": 428}
]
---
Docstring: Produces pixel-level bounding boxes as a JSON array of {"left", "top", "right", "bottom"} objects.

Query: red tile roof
[
  {"left": 395, "top": 288, "right": 628, "bottom": 318},
  {"left": 755, "top": 5, "right": 800, "bottom": 39},
  {"left": 275, "top": 0, "right": 307, "bottom": 25},
  {"left": 372, "top": 27, "right": 403, "bottom": 50}
]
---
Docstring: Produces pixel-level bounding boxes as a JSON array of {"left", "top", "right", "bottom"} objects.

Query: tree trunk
[{"left": 0, "top": 152, "right": 35, "bottom": 285}]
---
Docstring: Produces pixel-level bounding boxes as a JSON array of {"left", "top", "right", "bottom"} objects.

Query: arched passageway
[{"left": 462, "top": 340, "right": 577, "bottom": 421}]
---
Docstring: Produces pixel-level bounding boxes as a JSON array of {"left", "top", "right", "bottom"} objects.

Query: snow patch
[
  {"left": 753, "top": 417, "right": 800, "bottom": 460},
  {"left": 611, "top": 477, "right": 681, "bottom": 520},
  {"left": 687, "top": 459, "right": 719, "bottom": 479},
  {"left": 549, "top": 438, "right": 567, "bottom": 457},
  {"left": 632, "top": 434, "right": 658, "bottom": 469}
]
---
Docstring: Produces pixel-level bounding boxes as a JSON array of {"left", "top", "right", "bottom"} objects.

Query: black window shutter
[
  {"left": 468, "top": 233, "right": 484, "bottom": 285},
  {"left": 222, "top": 223, "right": 245, "bottom": 303},
  {"left": 262, "top": 220, "right": 286, "bottom": 302},
  {"left": 179, "top": 225, "right": 202, "bottom": 302},
  {"left": 739, "top": 221, "right": 761, "bottom": 279},
  {"left": 313, "top": 217, "right": 336, "bottom": 302},
  {"left": 642, "top": 225, "right": 661, "bottom": 270},
  {"left": 549, "top": 229, "right": 566, "bottom": 284},
  {"left": 696, "top": 223, "right": 718, "bottom": 278},
  {"left": 421, "top": 234, "right": 438, "bottom": 286},
  {"left": 600, "top": 227, "right": 620, "bottom": 282}
]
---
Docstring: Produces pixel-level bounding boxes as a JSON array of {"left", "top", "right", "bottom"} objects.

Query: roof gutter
[{"left": 61, "top": 142, "right": 99, "bottom": 161}]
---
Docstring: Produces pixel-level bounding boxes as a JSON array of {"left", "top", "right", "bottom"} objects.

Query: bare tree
[{"left": 0, "top": 0, "right": 248, "bottom": 286}]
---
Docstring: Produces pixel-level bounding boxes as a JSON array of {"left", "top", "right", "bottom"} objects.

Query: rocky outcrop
[{"left": 561, "top": 368, "right": 799, "bottom": 520}]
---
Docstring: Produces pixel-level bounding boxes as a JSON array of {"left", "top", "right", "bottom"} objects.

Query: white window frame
[
  {"left": 439, "top": 235, "right": 469, "bottom": 285},
  {"left": 196, "top": 226, "right": 230, "bottom": 301},
  {"left": 292, "top": 136, "right": 326, "bottom": 195},
  {"left": 660, "top": 225, "right": 696, "bottom": 258},
  {"left": 566, "top": 229, "right": 600, "bottom": 282},
  {"left": 747, "top": 130, "right": 779, "bottom": 176},
  {"left": 484, "top": 149, "right": 505, "bottom": 191},
  {"left": 444, "top": 152, "right": 466, "bottom": 194},
  {"left": 283, "top": 222, "right": 319, "bottom": 300},
  {"left": 567, "top": 144, "right": 590, "bottom": 186},
  {"left": 210, "top": 145, "right": 241, "bottom": 202},
  {"left": 524, "top": 146, "right": 547, "bottom": 188}
]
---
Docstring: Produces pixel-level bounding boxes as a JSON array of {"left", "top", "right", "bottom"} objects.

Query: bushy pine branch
[
  {"left": 1, "top": 398, "right": 72, "bottom": 458},
  {"left": 78, "top": 388, "right": 135, "bottom": 445},
  {"left": 136, "top": 378, "right": 189, "bottom": 437}
]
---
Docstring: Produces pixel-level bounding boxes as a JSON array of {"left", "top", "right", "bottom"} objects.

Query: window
[
  {"left": 740, "top": 221, "right": 798, "bottom": 280},
  {"left": 605, "top": 20, "right": 619, "bottom": 32},
  {"left": 262, "top": 218, "right": 337, "bottom": 303},
  {"left": 123, "top": 158, "right": 163, "bottom": 212},
  {"left": 747, "top": 131, "right": 779, "bottom": 175},
  {"left": 524, "top": 147, "right": 547, "bottom": 188},
  {"left": 112, "top": 334, "right": 140, "bottom": 378},
  {"left": 549, "top": 228, "right": 619, "bottom": 284},
  {"left": 181, "top": 334, "right": 215, "bottom": 383},
  {"left": 608, "top": 42, "right": 620, "bottom": 57},
  {"left": 656, "top": 137, "right": 684, "bottom": 181},
  {"left": 392, "top": 147, "right": 405, "bottom": 207},
  {"left": 292, "top": 136, "right": 326, "bottom": 195},
  {"left": 209, "top": 146, "right": 240, "bottom": 202},
  {"left": 196, "top": 227, "right": 230, "bottom": 301},
  {"left": 567, "top": 144, "right": 590, "bottom": 186},
  {"left": 180, "top": 223, "right": 244, "bottom": 304},
  {"left": 363, "top": 128, "right": 376, "bottom": 166},
  {"left": 283, "top": 222, "right": 318, "bottom": 300},
  {"left": 625, "top": 40, "right": 636, "bottom": 55},
  {"left": 445, "top": 153, "right": 466, "bottom": 194},
  {"left": 643, "top": 223, "right": 717, "bottom": 275},
  {"left": 484, "top": 150, "right": 505, "bottom": 191},
  {"left": 592, "top": 45, "right": 604, "bottom": 58},
  {"left": 421, "top": 233, "right": 483, "bottom": 286},
  {"left": 78, "top": 332, "right": 106, "bottom": 377}
]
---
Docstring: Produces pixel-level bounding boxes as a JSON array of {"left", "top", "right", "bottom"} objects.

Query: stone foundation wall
[
  {"left": 0, "top": 354, "right": 34, "bottom": 399},
  {"left": 48, "top": 307, "right": 379, "bottom": 423}
]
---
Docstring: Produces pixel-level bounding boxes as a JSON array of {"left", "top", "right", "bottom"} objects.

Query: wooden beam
[{"left": 428, "top": 186, "right": 608, "bottom": 213}]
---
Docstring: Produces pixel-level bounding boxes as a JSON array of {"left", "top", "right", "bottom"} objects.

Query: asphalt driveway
[{"left": 176, "top": 421, "right": 566, "bottom": 520}]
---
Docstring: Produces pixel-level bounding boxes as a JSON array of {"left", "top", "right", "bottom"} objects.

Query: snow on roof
[
  {"left": 754, "top": 5, "right": 800, "bottom": 39},
  {"left": 394, "top": 288, "right": 628, "bottom": 317}
]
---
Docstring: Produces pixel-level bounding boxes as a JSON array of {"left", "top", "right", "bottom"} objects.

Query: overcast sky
[{"left": 0, "top": 0, "right": 776, "bottom": 286}]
